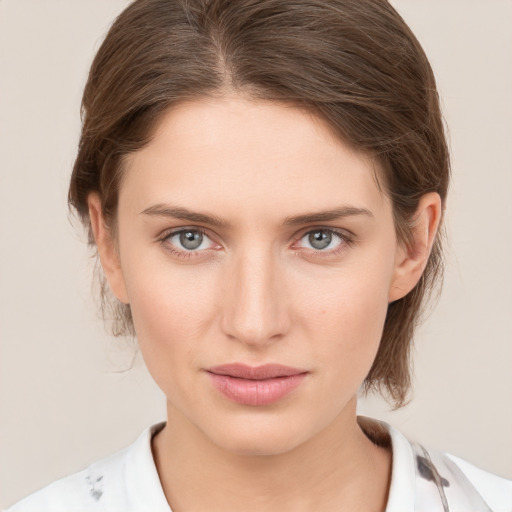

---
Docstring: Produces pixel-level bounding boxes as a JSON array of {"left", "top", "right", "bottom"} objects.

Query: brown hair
[{"left": 69, "top": 0, "right": 450, "bottom": 407}]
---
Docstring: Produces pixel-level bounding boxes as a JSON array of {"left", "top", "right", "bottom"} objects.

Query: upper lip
[{"left": 206, "top": 363, "right": 308, "bottom": 380}]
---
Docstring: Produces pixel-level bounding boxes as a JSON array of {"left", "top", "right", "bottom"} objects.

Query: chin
[
  {"left": 198, "top": 411, "right": 318, "bottom": 457},
  {"left": 214, "top": 430, "right": 304, "bottom": 457}
]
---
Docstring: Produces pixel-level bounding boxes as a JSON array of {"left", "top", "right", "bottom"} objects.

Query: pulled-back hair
[{"left": 69, "top": 0, "right": 450, "bottom": 407}]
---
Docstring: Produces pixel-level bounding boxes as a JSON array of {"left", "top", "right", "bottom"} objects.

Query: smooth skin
[{"left": 88, "top": 95, "right": 441, "bottom": 512}]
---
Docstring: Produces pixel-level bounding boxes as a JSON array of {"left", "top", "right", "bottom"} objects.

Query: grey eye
[
  {"left": 179, "top": 230, "right": 204, "bottom": 250},
  {"left": 308, "top": 230, "right": 333, "bottom": 250}
]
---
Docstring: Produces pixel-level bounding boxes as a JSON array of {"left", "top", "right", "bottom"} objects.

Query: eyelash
[
  {"left": 158, "top": 227, "right": 355, "bottom": 260},
  {"left": 158, "top": 228, "right": 219, "bottom": 260}
]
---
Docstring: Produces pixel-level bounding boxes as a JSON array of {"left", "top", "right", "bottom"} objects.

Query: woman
[{"left": 7, "top": 0, "right": 512, "bottom": 510}]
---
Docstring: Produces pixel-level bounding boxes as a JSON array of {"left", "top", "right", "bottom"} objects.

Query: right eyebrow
[{"left": 139, "top": 204, "right": 231, "bottom": 228}]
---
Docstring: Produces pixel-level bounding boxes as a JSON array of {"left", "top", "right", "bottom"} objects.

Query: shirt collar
[
  {"left": 125, "top": 419, "right": 455, "bottom": 512},
  {"left": 124, "top": 422, "right": 171, "bottom": 511},
  {"left": 382, "top": 420, "right": 417, "bottom": 511}
]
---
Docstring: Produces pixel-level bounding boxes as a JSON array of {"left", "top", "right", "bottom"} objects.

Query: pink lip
[{"left": 206, "top": 364, "right": 308, "bottom": 406}]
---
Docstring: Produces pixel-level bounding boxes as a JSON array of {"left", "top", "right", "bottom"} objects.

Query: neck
[{"left": 152, "top": 398, "right": 391, "bottom": 512}]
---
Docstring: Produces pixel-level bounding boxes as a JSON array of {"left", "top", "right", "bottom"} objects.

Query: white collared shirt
[{"left": 7, "top": 420, "right": 512, "bottom": 511}]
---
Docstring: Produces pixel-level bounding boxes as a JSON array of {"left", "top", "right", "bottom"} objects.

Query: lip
[{"left": 206, "top": 363, "right": 309, "bottom": 406}]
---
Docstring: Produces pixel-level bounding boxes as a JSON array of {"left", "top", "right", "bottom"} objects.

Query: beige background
[{"left": 1, "top": 0, "right": 511, "bottom": 508}]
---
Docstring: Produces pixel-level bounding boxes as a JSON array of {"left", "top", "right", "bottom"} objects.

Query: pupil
[
  {"left": 180, "top": 231, "right": 202, "bottom": 250},
  {"left": 309, "top": 231, "right": 331, "bottom": 250}
]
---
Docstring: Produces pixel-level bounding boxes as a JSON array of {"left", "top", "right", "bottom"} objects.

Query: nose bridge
[{"left": 221, "top": 243, "right": 288, "bottom": 346}]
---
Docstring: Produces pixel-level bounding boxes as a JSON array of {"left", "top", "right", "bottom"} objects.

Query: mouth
[{"left": 205, "top": 363, "right": 309, "bottom": 406}]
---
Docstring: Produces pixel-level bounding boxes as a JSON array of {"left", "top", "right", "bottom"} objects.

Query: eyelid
[
  {"left": 291, "top": 226, "right": 356, "bottom": 257},
  {"left": 294, "top": 226, "right": 355, "bottom": 244},
  {"left": 158, "top": 226, "right": 220, "bottom": 257},
  {"left": 158, "top": 226, "right": 211, "bottom": 242}
]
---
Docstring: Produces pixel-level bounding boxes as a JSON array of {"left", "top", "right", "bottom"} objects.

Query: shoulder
[
  {"left": 443, "top": 452, "right": 512, "bottom": 512},
  {"left": 6, "top": 423, "right": 169, "bottom": 512},
  {"left": 6, "top": 447, "right": 129, "bottom": 512},
  {"left": 412, "top": 442, "right": 512, "bottom": 511},
  {"left": 359, "top": 416, "right": 512, "bottom": 511},
  {"left": 386, "top": 418, "right": 512, "bottom": 511}
]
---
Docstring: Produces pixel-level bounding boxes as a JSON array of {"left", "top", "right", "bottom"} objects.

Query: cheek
[
  {"left": 122, "top": 261, "right": 218, "bottom": 371},
  {"left": 295, "top": 262, "right": 393, "bottom": 373}
]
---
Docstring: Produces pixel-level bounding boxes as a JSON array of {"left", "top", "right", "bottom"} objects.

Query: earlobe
[
  {"left": 388, "top": 192, "right": 442, "bottom": 302},
  {"left": 87, "top": 193, "right": 129, "bottom": 304}
]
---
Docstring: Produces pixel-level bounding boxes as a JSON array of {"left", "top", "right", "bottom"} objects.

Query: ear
[
  {"left": 388, "top": 192, "right": 442, "bottom": 302},
  {"left": 87, "top": 193, "right": 129, "bottom": 304}
]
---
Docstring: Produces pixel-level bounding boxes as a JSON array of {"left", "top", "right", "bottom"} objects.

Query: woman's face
[{"left": 107, "top": 96, "right": 408, "bottom": 455}]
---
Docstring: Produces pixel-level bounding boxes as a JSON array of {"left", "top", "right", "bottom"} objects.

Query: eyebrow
[
  {"left": 139, "top": 204, "right": 373, "bottom": 228},
  {"left": 282, "top": 206, "right": 373, "bottom": 226},
  {"left": 140, "top": 204, "right": 229, "bottom": 227}
]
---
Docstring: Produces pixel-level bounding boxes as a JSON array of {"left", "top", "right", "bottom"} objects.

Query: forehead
[{"left": 120, "top": 96, "right": 390, "bottom": 224}]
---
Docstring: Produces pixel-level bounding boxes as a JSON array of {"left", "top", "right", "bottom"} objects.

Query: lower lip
[{"left": 207, "top": 372, "right": 307, "bottom": 406}]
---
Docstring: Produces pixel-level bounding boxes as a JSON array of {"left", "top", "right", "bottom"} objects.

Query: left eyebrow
[{"left": 282, "top": 206, "right": 374, "bottom": 227}]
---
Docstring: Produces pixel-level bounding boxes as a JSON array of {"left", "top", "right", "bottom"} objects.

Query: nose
[{"left": 219, "top": 247, "right": 291, "bottom": 348}]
